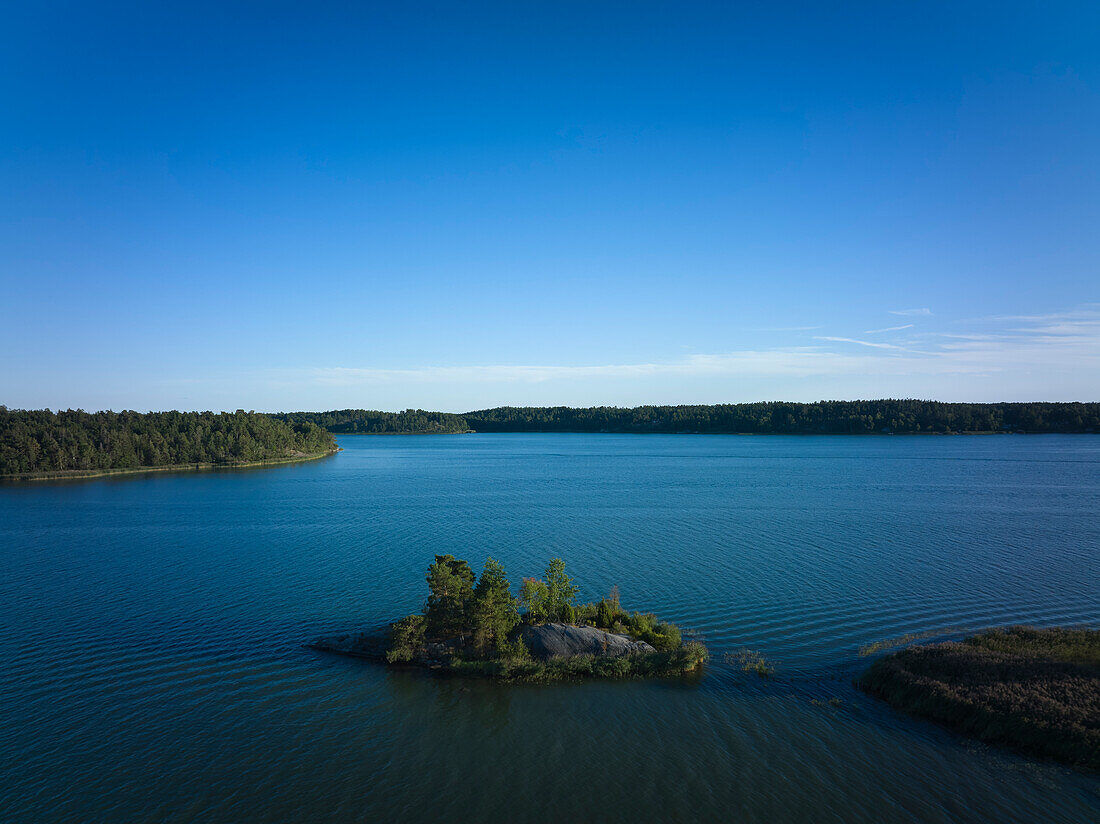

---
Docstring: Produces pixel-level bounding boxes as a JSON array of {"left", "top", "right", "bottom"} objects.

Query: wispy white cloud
[
  {"left": 980, "top": 304, "right": 1100, "bottom": 324},
  {"left": 889, "top": 308, "right": 933, "bottom": 316},
  {"left": 272, "top": 306, "right": 1099, "bottom": 389},
  {"left": 291, "top": 349, "right": 862, "bottom": 386},
  {"left": 166, "top": 305, "right": 1100, "bottom": 407},
  {"left": 864, "top": 324, "right": 914, "bottom": 334},
  {"left": 814, "top": 336, "right": 909, "bottom": 351}
]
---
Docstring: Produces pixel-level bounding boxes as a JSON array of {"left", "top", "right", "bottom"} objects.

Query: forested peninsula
[
  {"left": 0, "top": 408, "right": 337, "bottom": 478},
  {"left": 286, "top": 400, "right": 1100, "bottom": 436}
]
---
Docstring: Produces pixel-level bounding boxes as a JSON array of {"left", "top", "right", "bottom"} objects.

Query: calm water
[{"left": 2, "top": 434, "right": 1099, "bottom": 823}]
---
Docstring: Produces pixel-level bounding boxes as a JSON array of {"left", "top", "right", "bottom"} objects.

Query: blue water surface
[{"left": 1, "top": 434, "right": 1098, "bottom": 823}]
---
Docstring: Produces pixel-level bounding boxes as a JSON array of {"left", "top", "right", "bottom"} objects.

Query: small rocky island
[
  {"left": 858, "top": 626, "right": 1099, "bottom": 771},
  {"left": 311, "top": 555, "right": 708, "bottom": 681}
]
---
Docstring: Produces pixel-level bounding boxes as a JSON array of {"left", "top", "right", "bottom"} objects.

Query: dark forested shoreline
[
  {"left": 275, "top": 408, "right": 470, "bottom": 434},
  {"left": 287, "top": 401, "right": 1100, "bottom": 436},
  {"left": 4, "top": 400, "right": 1097, "bottom": 477},
  {"left": 0, "top": 408, "right": 336, "bottom": 477}
]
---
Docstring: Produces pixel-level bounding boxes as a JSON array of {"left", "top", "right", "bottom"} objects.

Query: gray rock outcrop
[{"left": 517, "top": 623, "right": 656, "bottom": 660}]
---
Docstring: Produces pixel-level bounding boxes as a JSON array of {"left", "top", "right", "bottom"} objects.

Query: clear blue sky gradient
[{"left": 3, "top": 2, "right": 1099, "bottom": 411}]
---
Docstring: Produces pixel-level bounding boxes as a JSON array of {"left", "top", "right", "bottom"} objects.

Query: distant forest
[
  {"left": 5, "top": 401, "right": 1096, "bottom": 477},
  {"left": 0, "top": 408, "right": 336, "bottom": 476},
  {"left": 287, "top": 401, "right": 1100, "bottom": 435},
  {"left": 275, "top": 409, "right": 470, "bottom": 434}
]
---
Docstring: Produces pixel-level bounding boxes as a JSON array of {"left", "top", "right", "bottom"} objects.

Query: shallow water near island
[{"left": 2, "top": 433, "right": 1099, "bottom": 823}]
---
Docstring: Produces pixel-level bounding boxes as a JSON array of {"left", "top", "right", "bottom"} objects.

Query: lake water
[{"left": 2, "top": 434, "right": 1099, "bottom": 823}]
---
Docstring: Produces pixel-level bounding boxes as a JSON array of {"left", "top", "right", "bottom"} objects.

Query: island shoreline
[
  {"left": 0, "top": 448, "right": 340, "bottom": 483},
  {"left": 857, "top": 626, "right": 1099, "bottom": 772}
]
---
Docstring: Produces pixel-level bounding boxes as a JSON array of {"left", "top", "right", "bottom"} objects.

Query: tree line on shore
[
  {"left": 0, "top": 408, "right": 335, "bottom": 475},
  {"left": 287, "top": 400, "right": 1100, "bottom": 435},
  {"left": 275, "top": 408, "right": 469, "bottom": 434},
  {"left": 6, "top": 398, "right": 1097, "bottom": 475}
]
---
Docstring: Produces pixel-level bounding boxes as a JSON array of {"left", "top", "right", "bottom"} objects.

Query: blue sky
[{"left": 3, "top": 2, "right": 1099, "bottom": 411}]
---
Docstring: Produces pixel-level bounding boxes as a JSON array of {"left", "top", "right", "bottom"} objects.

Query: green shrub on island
[
  {"left": 572, "top": 597, "right": 684, "bottom": 652},
  {"left": 384, "top": 554, "right": 707, "bottom": 681},
  {"left": 386, "top": 615, "right": 426, "bottom": 663}
]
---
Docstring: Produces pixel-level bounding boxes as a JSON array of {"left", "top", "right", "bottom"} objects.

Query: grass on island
[
  {"left": 857, "top": 626, "right": 976, "bottom": 657},
  {"left": 857, "top": 626, "right": 1100, "bottom": 770},
  {"left": 382, "top": 556, "right": 708, "bottom": 682}
]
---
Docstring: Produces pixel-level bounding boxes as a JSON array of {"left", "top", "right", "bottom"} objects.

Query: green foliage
[
  {"left": 518, "top": 559, "right": 578, "bottom": 623},
  {"left": 672, "top": 641, "right": 709, "bottom": 671},
  {"left": 497, "top": 636, "right": 532, "bottom": 663},
  {"left": 595, "top": 598, "right": 616, "bottom": 629},
  {"left": 519, "top": 577, "right": 550, "bottom": 623},
  {"left": 386, "top": 615, "right": 426, "bottom": 663},
  {"left": 647, "top": 622, "right": 682, "bottom": 652},
  {"left": 579, "top": 599, "right": 685, "bottom": 651},
  {"left": 544, "top": 558, "right": 579, "bottom": 621},
  {"left": 0, "top": 408, "right": 335, "bottom": 476},
  {"left": 424, "top": 555, "right": 475, "bottom": 638},
  {"left": 470, "top": 557, "right": 520, "bottom": 658}
]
